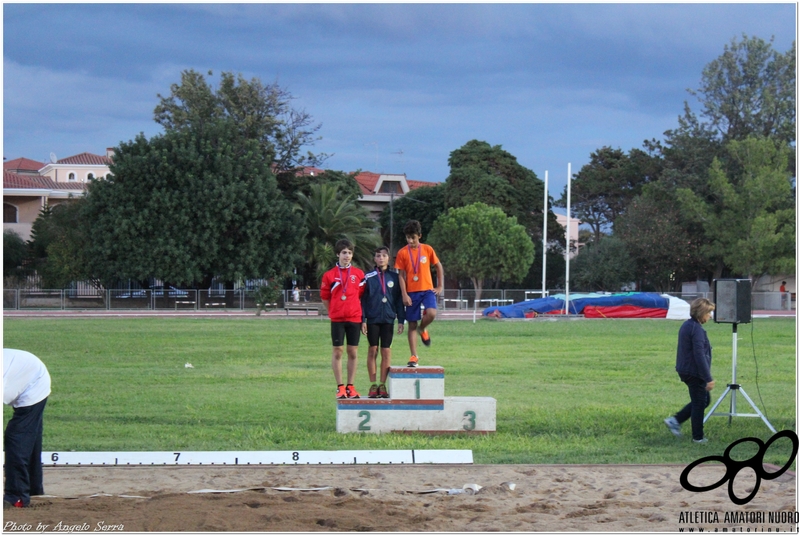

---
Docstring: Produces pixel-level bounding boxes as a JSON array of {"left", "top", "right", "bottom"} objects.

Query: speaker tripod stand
[{"left": 704, "top": 323, "right": 776, "bottom": 433}]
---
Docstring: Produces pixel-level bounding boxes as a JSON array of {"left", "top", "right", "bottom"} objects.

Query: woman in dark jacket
[{"left": 664, "top": 298, "right": 716, "bottom": 443}]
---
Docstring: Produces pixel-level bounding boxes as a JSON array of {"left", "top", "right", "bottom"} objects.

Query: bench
[
  {"left": 175, "top": 300, "right": 196, "bottom": 310},
  {"left": 284, "top": 302, "right": 326, "bottom": 316},
  {"left": 204, "top": 300, "right": 226, "bottom": 309}
]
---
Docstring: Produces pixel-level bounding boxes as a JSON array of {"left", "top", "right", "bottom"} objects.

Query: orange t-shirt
[{"left": 394, "top": 243, "right": 439, "bottom": 293}]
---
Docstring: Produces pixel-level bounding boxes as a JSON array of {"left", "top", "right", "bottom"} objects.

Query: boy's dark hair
[
  {"left": 334, "top": 239, "right": 355, "bottom": 255},
  {"left": 403, "top": 220, "right": 422, "bottom": 236},
  {"left": 374, "top": 246, "right": 390, "bottom": 255}
]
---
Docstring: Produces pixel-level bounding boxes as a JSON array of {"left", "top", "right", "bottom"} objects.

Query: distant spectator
[
  {"left": 780, "top": 281, "right": 788, "bottom": 310},
  {"left": 304, "top": 285, "right": 311, "bottom": 302},
  {"left": 292, "top": 286, "right": 300, "bottom": 302}
]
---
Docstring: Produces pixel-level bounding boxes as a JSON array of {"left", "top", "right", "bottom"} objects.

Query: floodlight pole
[{"left": 704, "top": 323, "right": 776, "bottom": 433}]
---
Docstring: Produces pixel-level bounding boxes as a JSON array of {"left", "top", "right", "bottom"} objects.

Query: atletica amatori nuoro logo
[{"left": 679, "top": 429, "right": 798, "bottom": 505}]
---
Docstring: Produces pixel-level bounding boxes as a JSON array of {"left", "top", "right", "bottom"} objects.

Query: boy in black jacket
[{"left": 360, "top": 246, "right": 406, "bottom": 398}]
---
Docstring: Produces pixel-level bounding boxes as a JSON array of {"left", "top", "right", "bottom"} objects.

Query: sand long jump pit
[{"left": 3, "top": 459, "right": 796, "bottom": 532}]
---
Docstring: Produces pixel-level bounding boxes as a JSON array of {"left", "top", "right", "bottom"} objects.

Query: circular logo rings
[{"left": 679, "top": 429, "right": 798, "bottom": 505}]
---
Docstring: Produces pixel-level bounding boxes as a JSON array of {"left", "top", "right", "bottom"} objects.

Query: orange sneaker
[
  {"left": 419, "top": 328, "right": 431, "bottom": 347},
  {"left": 407, "top": 355, "right": 419, "bottom": 367},
  {"left": 336, "top": 385, "right": 347, "bottom": 399},
  {"left": 346, "top": 384, "right": 360, "bottom": 399}
]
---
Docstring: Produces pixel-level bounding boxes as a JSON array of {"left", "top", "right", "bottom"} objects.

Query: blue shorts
[{"left": 405, "top": 290, "right": 437, "bottom": 322}]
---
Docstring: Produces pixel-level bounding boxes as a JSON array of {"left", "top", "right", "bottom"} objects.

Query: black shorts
[
  {"left": 331, "top": 321, "right": 361, "bottom": 347},
  {"left": 366, "top": 323, "right": 394, "bottom": 348}
]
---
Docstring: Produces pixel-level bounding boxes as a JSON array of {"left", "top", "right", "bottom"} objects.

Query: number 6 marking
[
  {"left": 463, "top": 411, "right": 476, "bottom": 431},
  {"left": 358, "top": 410, "right": 371, "bottom": 431}
]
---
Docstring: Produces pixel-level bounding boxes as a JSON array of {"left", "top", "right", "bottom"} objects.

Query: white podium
[{"left": 336, "top": 366, "right": 496, "bottom": 434}]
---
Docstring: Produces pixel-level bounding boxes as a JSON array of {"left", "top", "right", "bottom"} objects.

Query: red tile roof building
[
  {"left": 4, "top": 151, "right": 109, "bottom": 240},
  {"left": 4, "top": 171, "right": 87, "bottom": 240},
  {"left": 55, "top": 152, "right": 112, "bottom": 166},
  {"left": 350, "top": 171, "right": 439, "bottom": 221},
  {"left": 4, "top": 157, "right": 45, "bottom": 174}
]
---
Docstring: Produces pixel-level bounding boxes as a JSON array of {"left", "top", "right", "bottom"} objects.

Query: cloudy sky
[{"left": 3, "top": 3, "right": 795, "bottom": 197}]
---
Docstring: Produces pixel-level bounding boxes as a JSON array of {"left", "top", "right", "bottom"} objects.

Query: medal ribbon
[
  {"left": 337, "top": 264, "right": 351, "bottom": 298},
  {"left": 378, "top": 268, "right": 387, "bottom": 297},
  {"left": 407, "top": 245, "right": 421, "bottom": 279}
]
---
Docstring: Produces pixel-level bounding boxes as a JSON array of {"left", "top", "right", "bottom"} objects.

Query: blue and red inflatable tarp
[{"left": 483, "top": 292, "right": 690, "bottom": 319}]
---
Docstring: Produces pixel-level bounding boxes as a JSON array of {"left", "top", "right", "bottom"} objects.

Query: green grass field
[{"left": 3, "top": 316, "right": 795, "bottom": 466}]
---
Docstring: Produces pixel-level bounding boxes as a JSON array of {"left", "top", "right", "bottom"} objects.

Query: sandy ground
[{"left": 2, "top": 463, "right": 795, "bottom": 532}]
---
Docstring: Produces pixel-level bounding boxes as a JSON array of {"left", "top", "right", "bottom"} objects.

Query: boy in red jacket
[{"left": 320, "top": 239, "right": 366, "bottom": 398}]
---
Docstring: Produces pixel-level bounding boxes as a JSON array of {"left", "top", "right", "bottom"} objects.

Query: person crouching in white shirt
[{"left": 3, "top": 348, "right": 51, "bottom": 508}]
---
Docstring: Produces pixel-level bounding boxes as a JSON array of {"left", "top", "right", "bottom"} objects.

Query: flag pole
[
  {"left": 565, "top": 163, "right": 571, "bottom": 315},
  {"left": 542, "top": 171, "right": 548, "bottom": 298}
]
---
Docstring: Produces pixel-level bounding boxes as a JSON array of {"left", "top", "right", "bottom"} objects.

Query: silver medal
[
  {"left": 382, "top": 297, "right": 388, "bottom": 303},
  {"left": 413, "top": 276, "right": 419, "bottom": 281},
  {"left": 341, "top": 295, "right": 347, "bottom": 301}
]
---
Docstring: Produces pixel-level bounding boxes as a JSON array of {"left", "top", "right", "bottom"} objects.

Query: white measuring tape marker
[{"left": 42, "top": 449, "right": 473, "bottom": 466}]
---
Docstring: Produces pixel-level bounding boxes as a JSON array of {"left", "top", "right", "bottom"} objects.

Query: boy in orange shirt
[{"left": 394, "top": 220, "right": 444, "bottom": 367}]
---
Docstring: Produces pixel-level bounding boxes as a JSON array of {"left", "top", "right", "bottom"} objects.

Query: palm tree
[{"left": 295, "top": 183, "right": 382, "bottom": 281}]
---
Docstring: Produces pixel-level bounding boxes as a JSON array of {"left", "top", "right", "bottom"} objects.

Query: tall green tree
[
  {"left": 444, "top": 140, "right": 546, "bottom": 235},
  {"left": 295, "top": 183, "right": 382, "bottom": 282},
  {"left": 428, "top": 202, "right": 534, "bottom": 301},
  {"left": 84, "top": 119, "right": 305, "bottom": 288},
  {"left": 688, "top": 34, "right": 795, "bottom": 145},
  {"left": 27, "top": 201, "right": 95, "bottom": 289},
  {"left": 677, "top": 136, "right": 795, "bottom": 282},
  {"left": 570, "top": 236, "right": 635, "bottom": 292},
  {"left": 4, "top": 229, "right": 28, "bottom": 281},
  {"left": 154, "top": 69, "right": 329, "bottom": 196},
  {"left": 556, "top": 146, "right": 659, "bottom": 242},
  {"left": 614, "top": 187, "right": 707, "bottom": 291},
  {"left": 444, "top": 140, "right": 563, "bottom": 288}
]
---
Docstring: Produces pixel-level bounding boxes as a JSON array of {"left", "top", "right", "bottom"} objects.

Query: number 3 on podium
[{"left": 463, "top": 410, "right": 476, "bottom": 431}]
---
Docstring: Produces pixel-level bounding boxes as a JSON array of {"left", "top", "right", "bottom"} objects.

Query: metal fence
[
  {"left": 3, "top": 288, "right": 793, "bottom": 311},
  {"left": 4, "top": 288, "right": 282, "bottom": 311}
]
